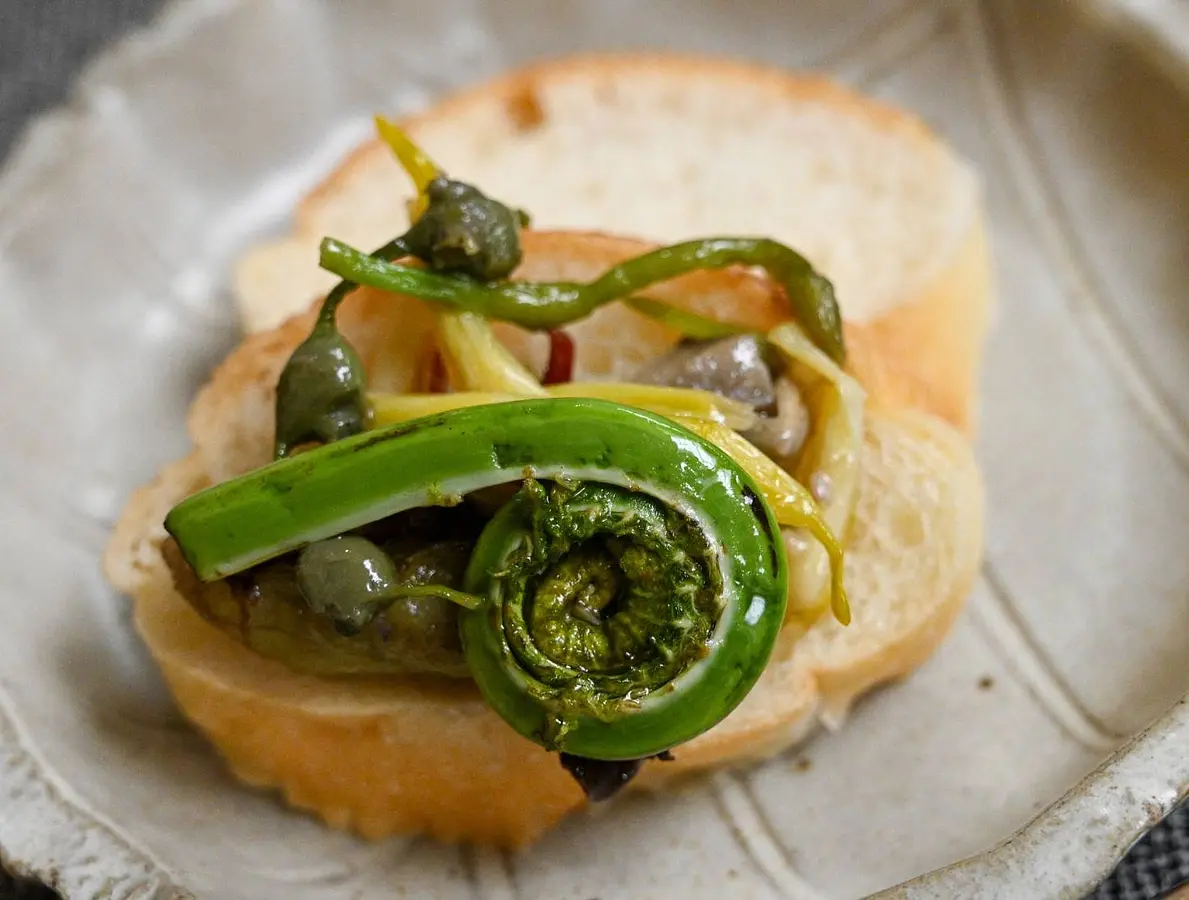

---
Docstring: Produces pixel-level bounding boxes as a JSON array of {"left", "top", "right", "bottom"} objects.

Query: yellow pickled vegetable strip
[
  {"left": 435, "top": 310, "right": 547, "bottom": 397},
  {"left": 369, "top": 392, "right": 516, "bottom": 425},
  {"left": 428, "top": 307, "right": 758, "bottom": 425},
  {"left": 545, "top": 382, "right": 757, "bottom": 431},
  {"left": 369, "top": 385, "right": 754, "bottom": 431},
  {"left": 374, "top": 114, "right": 441, "bottom": 221},
  {"left": 678, "top": 418, "right": 850, "bottom": 626},
  {"left": 767, "top": 323, "right": 864, "bottom": 537},
  {"left": 766, "top": 322, "right": 865, "bottom": 625}
]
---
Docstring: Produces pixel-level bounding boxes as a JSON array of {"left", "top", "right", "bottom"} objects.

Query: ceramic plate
[{"left": 2, "top": 0, "right": 1189, "bottom": 897}]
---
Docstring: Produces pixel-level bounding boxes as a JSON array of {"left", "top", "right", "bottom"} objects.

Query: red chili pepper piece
[
  {"left": 427, "top": 348, "right": 449, "bottom": 393},
  {"left": 542, "top": 330, "right": 575, "bottom": 385}
]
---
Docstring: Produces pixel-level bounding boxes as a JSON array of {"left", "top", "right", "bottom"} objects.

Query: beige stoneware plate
[{"left": 2, "top": 0, "right": 1188, "bottom": 897}]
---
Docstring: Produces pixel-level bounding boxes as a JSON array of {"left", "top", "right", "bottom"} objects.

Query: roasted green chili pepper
[
  {"left": 318, "top": 235, "right": 845, "bottom": 364},
  {"left": 165, "top": 398, "right": 788, "bottom": 760}
]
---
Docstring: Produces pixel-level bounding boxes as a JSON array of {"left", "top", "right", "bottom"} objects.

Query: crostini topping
[{"left": 166, "top": 118, "right": 866, "bottom": 798}]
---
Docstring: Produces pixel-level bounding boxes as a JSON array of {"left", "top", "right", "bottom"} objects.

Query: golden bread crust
[{"left": 104, "top": 234, "right": 985, "bottom": 845}]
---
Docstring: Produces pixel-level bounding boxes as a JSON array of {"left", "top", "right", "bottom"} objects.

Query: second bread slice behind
[{"left": 234, "top": 53, "right": 993, "bottom": 433}]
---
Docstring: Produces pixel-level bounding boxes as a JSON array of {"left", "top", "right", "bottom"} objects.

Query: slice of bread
[
  {"left": 233, "top": 53, "right": 992, "bottom": 433},
  {"left": 105, "top": 235, "right": 985, "bottom": 848}
]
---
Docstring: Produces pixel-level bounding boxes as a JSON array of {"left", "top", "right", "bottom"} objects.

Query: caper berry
[
  {"left": 402, "top": 177, "right": 524, "bottom": 280},
  {"left": 379, "top": 540, "right": 472, "bottom": 662},
  {"left": 296, "top": 535, "right": 399, "bottom": 635},
  {"left": 273, "top": 301, "right": 368, "bottom": 459}
]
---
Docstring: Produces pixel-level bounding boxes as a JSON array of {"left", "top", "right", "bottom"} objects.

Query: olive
[
  {"left": 296, "top": 535, "right": 399, "bottom": 635},
  {"left": 402, "top": 177, "right": 524, "bottom": 281}
]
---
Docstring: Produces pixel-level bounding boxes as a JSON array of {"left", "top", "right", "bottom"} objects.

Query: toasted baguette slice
[
  {"left": 105, "top": 233, "right": 984, "bottom": 848},
  {"left": 234, "top": 53, "right": 992, "bottom": 433}
]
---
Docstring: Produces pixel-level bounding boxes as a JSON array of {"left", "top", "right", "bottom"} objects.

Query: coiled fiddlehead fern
[{"left": 166, "top": 398, "right": 788, "bottom": 761}]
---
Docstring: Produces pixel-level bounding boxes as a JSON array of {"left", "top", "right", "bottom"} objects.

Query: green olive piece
[{"left": 164, "top": 398, "right": 789, "bottom": 761}]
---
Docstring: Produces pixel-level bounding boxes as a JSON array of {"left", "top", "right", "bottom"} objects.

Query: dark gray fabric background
[{"left": 0, "top": 1, "right": 1185, "bottom": 898}]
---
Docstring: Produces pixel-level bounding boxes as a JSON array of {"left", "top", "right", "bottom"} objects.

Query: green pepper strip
[
  {"left": 318, "top": 235, "right": 411, "bottom": 317},
  {"left": 623, "top": 297, "right": 746, "bottom": 340},
  {"left": 318, "top": 236, "right": 846, "bottom": 364},
  {"left": 388, "top": 583, "right": 484, "bottom": 610},
  {"left": 165, "top": 398, "right": 787, "bottom": 760}
]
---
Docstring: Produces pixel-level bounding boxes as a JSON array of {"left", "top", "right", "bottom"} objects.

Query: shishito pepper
[{"left": 166, "top": 398, "right": 788, "bottom": 762}]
